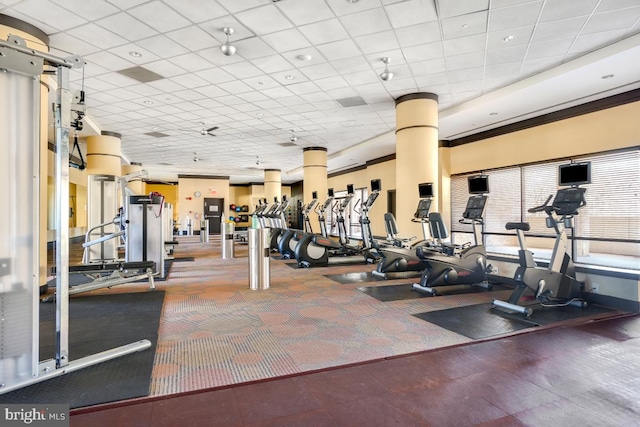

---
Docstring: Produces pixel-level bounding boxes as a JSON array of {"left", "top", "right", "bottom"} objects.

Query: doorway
[
  {"left": 203, "top": 198, "right": 224, "bottom": 234},
  {"left": 387, "top": 190, "right": 396, "bottom": 218}
]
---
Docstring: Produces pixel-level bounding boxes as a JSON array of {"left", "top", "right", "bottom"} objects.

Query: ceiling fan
[{"left": 199, "top": 125, "right": 218, "bottom": 137}]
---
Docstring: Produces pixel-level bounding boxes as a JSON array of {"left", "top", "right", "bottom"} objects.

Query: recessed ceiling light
[
  {"left": 256, "top": 112, "right": 264, "bottom": 116},
  {"left": 284, "top": 75, "right": 295, "bottom": 80},
  {"left": 129, "top": 51, "right": 142, "bottom": 58},
  {"left": 152, "top": 126, "right": 158, "bottom": 130},
  {"left": 296, "top": 54, "right": 312, "bottom": 61},
  {"left": 489, "top": 112, "right": 498, "bottom": 116},
  {"left": 601, "top": 74, "right": 614, "bottom": 79},
  {"left": 143, "top": 100, "right": 153, "bottom": 105},
  {"left": 461, "top": 24, "right": 468, "bottom": 29},
  {"left": 503, "top": 35, "right": 516, "bottom": 42}
]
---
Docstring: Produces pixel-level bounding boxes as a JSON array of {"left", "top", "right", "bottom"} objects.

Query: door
[
  {"left": 387, "top": 190, "right": 396, "bottom": 218},
  {"left": 204, "top": 198, "right": 224, "bottom": 234}
]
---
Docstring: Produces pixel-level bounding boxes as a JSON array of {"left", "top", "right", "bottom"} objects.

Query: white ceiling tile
[
  {"left": 276, "top": 96, "right": 307, "bottom": 107},
  {"left": 270, "top": 69, "right": 309, "bottom": 85},
  {"left": 261, "top": 28, "right": 312, "bottom": 52},
  {"left": 526, "top": 38, "right": 574, "bottom": 60},
  {"left": 343, "top": 70, "right": 379, "bottom": 86},
  {"left": 13, "top": 0, "right": 87, "bottom": 31},
  {"left": 354, "top": 31, "right": 400, "bottom": 55},
  {"left": 261, "top": 86, "right": 296, "bottom": 99},
  {"left": 244, "top": 75, "right": 281, "bottom": 90},
  {"left": 482, "top": 76, "right": 518, "bottom": 91},
  {"left": 394, "top": 21, "right": 441, "bottom": 47},
  {"left": 217, "top": 80, "right": 255, "bottom": 95},
  {"left": 235, "top": 37, "right": 277, "bottom": 60},
  {"left": 442, "top": 11, "right": 488, "bottom": 40},
  {"left": 221, "top": 62, "right": 265, "bottom": 79},
  {"left": 299, "top": 18, "right": 350, "bottom": 45},
  {"left": 167, "top": 0, "right": 228, "bottom": 23},
  {"left": 596, "top": 0, "right": 640, "bottom": 12},
  {"left": 314, "top": 76, "right": 350, "bottom": 91},
  {"left": 484, "top": 61, "right": 521, "bottom": 78},
  {"left": 197, "top": 46, "right": 245, "bottom": 67},
  {"left": 532, "top": 17, "right": 589, "bottom": 43},
  {"left": 216, "top": 0, "right": 270, "bottom": 14},
  {"left": 300, "top": 92, "right": 333, "bottom": 103},
  {"left": 146, "top": 79, "right": 187, "bottom": 94},
  {"left": 485, "top": 45, "right": 527, "bottom": 66},
  {"left": 331, "top": 56, "right": 371, "bottom": 74},
  {"left": 446, "top": 51, "right": 485, "bottom": 71},
  {"left": 402, "top": 42, "right": 444, "bottom": 62},
  {"left": 95, "top": 12, "right": 159, "bottom": 42},
  {"left": 491, "top": 0, "right": 537, "bottom": 8},
  {"left": 520, "top": 56, "right": 563, "bottom": 76},
  {"left": 51, "top": 0, "right": 118, "bottom": 21},
  {"left": 443, "top": 34, "right": 486, "bottom": 56},
  {"left": 539, "top": 0, "right": 599, "bottom": 23},
  {"left": 489, "top": 2, "right": 543, "bottom": 32},
  {"left": 487, "top": 26, "right": 534, "bottom": 50},
  {"left": 67, "top": 23, "right": 128, "bottom": 50},
  {"left": 107, "top": 44, "right": 161, "bottom": 65},
  {"left": 172, "top": 91, "right": 207, "bottom": 102},
  {"left": 199, "top": 17, "right": 255, "bottom": 44},
  {"left": 127, "top": 84, "right": 164, "bottom": 97},
  {"left": 49, "top": 33, "right": 101, "bottom": 56},
  {"left": 237, "top": 92, "right": 271, "bottom": 103},
  {"left": 451, "top": 90, "right": 481, "bottom": 104},
  {"left": 165, "top": 26, "right": 220, "bottom": 51},
  {"left": 128, "top": 1, "right": 192, "bottom": 32},
  {"left": 169, "top": 53, "right": 215, "bottom": 72},
  {"left": 281, "top": 47, "right": 327, "bottom": 68},
  {"left": 286, "top": 81, "right": 322, "bottom": 95},
  {"left": 325, "top": 0, "right": 382, "bottom": 16},
  {"left": 583, "top": 7, "right": 640, "bottom": 34},
  {"left": 277, "top": 0, "right": 335, "bottom": 25},
  {"left": 137, "top": 35, "right": 189, "bottom": 57},
  {"left": 385, "top": 0, "right": 438, "bottom": 28},
  {"left": 316, "top": 39, "right": 361, "bottom": 61},
  {"left": 339, "top": 8, "right": 391, "bottom": 38},
  {"left": 169, "top": 74, "right": 211, "bottom": 89},
  {"left": 236, "top": 4, "right": 293, "bottom": 35},
  {"left": 409, "top": 58, "right": 447, "bottom": 76},
  {"left": 251, "top": 55, "right": 295, "bottom": 74},
  {"left": 300, "top": 63, "right": 339, "bottom": 80},
  {"left": 83, "top": 51, "right": 135, "bottom": 72},
  {"left": 436, "top": 0, "right": 489, "bottom": 18},
  {"left": 192, "top": 98, "right": 227, "bottom": 109},
  {"left": 195, "top": 68, "right": 236, "bottom": 84},
  {"left": 448, "top": 67, "right": 484, "bottom": 83},
  {"left": 143, "top": 60, "right": 188, "bottom": 78},
  {"left": 415, "top": 73, "right": 449, "bottom": 87},
  {"left": 570, "top": 29, "right": 629, "bottom": 54},
  {"left": 96, "top": 72, "right": 140, "bottom": 87}
]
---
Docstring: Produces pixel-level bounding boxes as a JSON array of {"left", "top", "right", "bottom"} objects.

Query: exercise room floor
[{"left": 48, "top": 236, "right": 639, "bottom": 426}]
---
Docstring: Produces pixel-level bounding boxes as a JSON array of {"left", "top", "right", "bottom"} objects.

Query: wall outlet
[{"left": 591, "top": 283, "right": 599, "bottom": 294}]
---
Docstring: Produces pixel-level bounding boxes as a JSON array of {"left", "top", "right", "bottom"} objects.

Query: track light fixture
[
  {"left": 380, "top": 57, "right": 393, "bottom": 81},
  {"left": 220, "top": 27, "right": 236, "bottom": 56}
]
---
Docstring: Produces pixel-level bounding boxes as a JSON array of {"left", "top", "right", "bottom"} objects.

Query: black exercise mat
[
  {"left": 358, "top": 284, "right": 428, "bottom": 301},
  {"left": 413, "top": 302, "right": 616, "bottom": 340},
  {"left": 0, "top": 291, "right": 164, "bottom": 409},
  {"left": 326, "top": 271, "right": 418, "bottom": 284},
  {"left": 172, "top": 256, "right": 195, "bottom": 262},
  {"left": 47, "top": 260, "right": 172, "bottom": 287}
]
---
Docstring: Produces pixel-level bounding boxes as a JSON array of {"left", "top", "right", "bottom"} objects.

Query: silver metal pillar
[
  {"left": 221, "top": 222, "right": 234, "bottom": 258},
  {"left": 248, "top": 228, "right": 270, "bottom": 290}
]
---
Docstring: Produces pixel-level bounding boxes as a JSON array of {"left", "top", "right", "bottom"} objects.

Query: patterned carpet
[{"left": 50, "top": 234, "right": 620, "bottom": 399}]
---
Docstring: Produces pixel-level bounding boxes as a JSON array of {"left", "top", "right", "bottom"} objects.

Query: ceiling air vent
[
  {"left": 144, "top": 131, "right": 170, "bottom": 138},
  {"left": 336, "top": 96, "right": 367, "bottom": 107},
  {"left": 118, "top": 66, "right": 164, "bottom": 83},
  {"left": 278, "top": 142, "right": 297, "bottom": 147}
]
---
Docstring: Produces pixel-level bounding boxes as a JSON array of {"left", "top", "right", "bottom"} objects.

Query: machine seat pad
[
  {"left": 165, "top": 240, "right": 179, "bottom": 245},
  {"left": 53, "top": 261, "right": 155, "bottom": 275},
  {"left": 312, "top": 236, "right": 342, "bottom": 249},
  {"left": 505, "top": 222, "right": 530, "bottom": 231}
]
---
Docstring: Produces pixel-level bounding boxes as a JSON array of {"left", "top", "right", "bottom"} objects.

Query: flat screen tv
[
  {"left": 312, "top": 191, "right": 317, "bottom": 199},
  {"left": 371, "top": 179, "right": 381, "bottom": 192},
  {"left": 418, "top": 182, "right": 433, "bottom": 198},
  {"left": 328, "top": 188, "right": 334, "bottom": 197},
  {"left": 559, "top": 162, "right": 591, "bottom": 186},
  {"left": 347, "top": 184, "right": 354, "bottom": 195},
  {"left": 468, "top": 175, "right": 489, "bottom": 194}
]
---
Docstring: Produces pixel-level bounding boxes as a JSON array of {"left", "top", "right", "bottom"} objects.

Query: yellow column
[
  {"left": 1, "top": 16, "right": 51, "bottom": 288},
  {"left": 303, "top": 147, "right": 327, "bottom": 232},
  {"left": 122, "top": 161, "right": 145, "bottom": 195},
  {"left": 86, "top": 131, "right": 122, "bottom": 176},
  {"left": 264, "top": 169, "right": 282, "bottom": 203},
  {"left": 395, "top": 93, "right": 440, "bottom": 236}
]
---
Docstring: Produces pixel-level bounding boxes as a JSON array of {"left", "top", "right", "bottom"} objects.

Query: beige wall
[
  {"left": 450, "top": 101, "right": 640, "bottom": 174},
  {"left": 178, "top": 177, "right": 230, "bottom": 224}
]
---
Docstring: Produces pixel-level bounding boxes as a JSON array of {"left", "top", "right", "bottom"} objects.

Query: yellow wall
[
  {"left": 146, "top": 183, "right": 178, "bottom": 220},
  {"left": 450, "top": 101, "right": 640, "bottom": 174},
  {"left": 178, "top": 177, "right": 229, "bottom": 224}
]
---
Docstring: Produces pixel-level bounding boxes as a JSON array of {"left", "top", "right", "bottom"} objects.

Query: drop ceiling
[{"left": 2, "top": 0, "right": 639, "bottom": 183}]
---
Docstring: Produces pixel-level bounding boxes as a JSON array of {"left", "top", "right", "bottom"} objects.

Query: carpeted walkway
[{"left": 43, "top": 235, "right": 625, "bottom": 404}]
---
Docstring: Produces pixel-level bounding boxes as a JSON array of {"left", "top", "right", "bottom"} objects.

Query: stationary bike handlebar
[{"left": 527, "top": 194, "right": 554, "bottom": 214}]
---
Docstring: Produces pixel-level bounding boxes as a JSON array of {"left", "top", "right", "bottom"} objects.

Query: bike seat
[{"left": 505, "top": 222, "right": 530, "bottom": 231}]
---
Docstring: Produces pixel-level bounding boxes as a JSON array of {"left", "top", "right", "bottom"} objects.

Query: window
[{"left": 450, "top": 149, "right": 640, "bottom": 270}]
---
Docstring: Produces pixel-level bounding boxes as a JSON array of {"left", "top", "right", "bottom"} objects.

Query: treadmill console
[
  {"left": 462, "top": 195, "right": 487, "bottom": 220},
  {"left": 552, "top": 187, "right": 586, "bottom": 216},
  {"left": 364, "top": 191, "right": 379, "bottom": 209},
  {"left": 414, "top": 199, "right": 432, "bottom": 219}
]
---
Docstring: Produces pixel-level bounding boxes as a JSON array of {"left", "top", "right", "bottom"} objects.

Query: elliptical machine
[
  {"left": 412, "top": 175, "right": 493, "bottom": 296},
  {"left": 294, "top": 181, "right": 380, "bottom": 268},
  {"left": 493, "top": 162, "right": 590, "bottom": 317},
  {"left": 277, "top": 191, "right": 319, "bottom": 259}
]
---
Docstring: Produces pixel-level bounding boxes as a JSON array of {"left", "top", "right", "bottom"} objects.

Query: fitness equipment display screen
[
  {"left": 370, "top": 179, "right": 381, "bottom": 192},
  {"left": 414, "top": 199, "right": 432, "bottom": 219},
  {"left": 462, "top": 195, "right": 487, "bottom": 219},
  {"left": 468, "top": 175, "right": 489, "bottom": 194},
  {"left": 558, "top": 162, "right": 591, "bottom": 186},
  {"left": 418, "top": 182, "right": 433, "bottom": 198}
]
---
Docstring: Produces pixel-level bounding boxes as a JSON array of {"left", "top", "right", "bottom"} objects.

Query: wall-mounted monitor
[
  {"left": 418, "top": 182, "right": 433, "bottom": 198},
  {"left": 347, "top": 184, "right": 354, "bottom": 195},
  {"left": 559, "top": 162, "right": 591, "bottom": 186},
  {"left": 371, "top": 179, "right": 381, "bottom": 192},
  {"left": 468, "top": 175, "right": 489, "bottom": 194},
  {"left": 328, "top": 188, "right": 334, "bottom": 197},
  {"left": 312, "top": 191, "right": 318, "bottom": 199}
]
